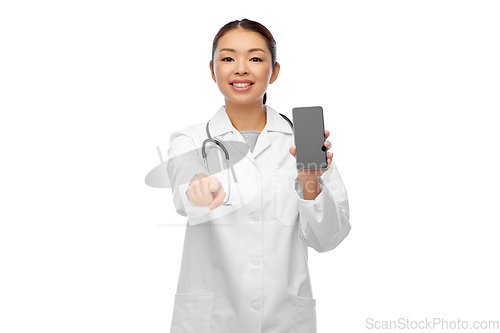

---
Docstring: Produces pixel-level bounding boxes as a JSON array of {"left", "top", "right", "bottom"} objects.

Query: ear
[
  {"left": 210, "top": 60, "right": 216, "bottom": 83},
  {"left": 269, "top": 62, "right": 280, "bottom": 84}
]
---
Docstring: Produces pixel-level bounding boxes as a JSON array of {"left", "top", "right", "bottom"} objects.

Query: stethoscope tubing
[{"left": 202, "top": 120, "right": 233, "bottom": 206}]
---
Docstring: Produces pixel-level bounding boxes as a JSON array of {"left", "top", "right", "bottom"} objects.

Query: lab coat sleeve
[
  {"left": 166, "top": 130, "right": 229, "bottom": 224},
  {"left": 294, "top": 160, "right": 351, "bottom": 253}
]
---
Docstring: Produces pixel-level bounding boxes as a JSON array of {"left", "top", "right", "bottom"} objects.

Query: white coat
[{"left": 166, "top": 104, "right": 351, "bottom": 333}]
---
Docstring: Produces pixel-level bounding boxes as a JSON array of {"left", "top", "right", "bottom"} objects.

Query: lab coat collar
[
  {"left": 208, "top": 104, "right": 292, "bottom": 160},
  {"left": 208, "top": 104, "right": 293, "bottom": 138}
]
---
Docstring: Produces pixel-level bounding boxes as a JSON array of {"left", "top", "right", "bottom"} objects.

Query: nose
[{"left": 235, "top": 63, "right": 248, "bottom": 75}]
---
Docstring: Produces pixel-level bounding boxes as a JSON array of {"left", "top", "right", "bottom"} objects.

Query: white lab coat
[{"left": 166, "top": 104, "right": 351, "bottom": 333}]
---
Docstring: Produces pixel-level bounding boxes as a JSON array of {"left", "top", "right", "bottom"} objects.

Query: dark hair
[{"left": 211, "top": 18, "right": 277, "bottom": 105}]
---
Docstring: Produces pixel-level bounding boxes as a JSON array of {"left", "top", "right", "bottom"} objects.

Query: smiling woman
[
  {"left": 208, "top": 20, "right": 281, "bottom": 132},
  {"left": 167, "top": 18, "right": 351, "bottom": 333}
]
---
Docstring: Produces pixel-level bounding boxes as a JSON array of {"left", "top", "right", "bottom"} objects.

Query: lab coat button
[
  {"left": 251, "top": 214, "right": 261, "bottom": 222},
  {"left": 252, "top": 303, "right": 261, "bottom": 311},
  {"left": 251, "top": 258, "right": 260, "bottom": 265}
]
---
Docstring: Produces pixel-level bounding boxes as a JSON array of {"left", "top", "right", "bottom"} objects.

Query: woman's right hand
[{"left": 186, "top": 173, "right": 226, "bottom": 210}]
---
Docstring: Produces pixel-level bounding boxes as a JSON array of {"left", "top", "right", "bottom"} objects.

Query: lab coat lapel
[
  {"left": 252, "top": 105, "right": 293, "bottom": 159},
  {"left": 250, "top": 125, "right": 270, "bottom": 159},
  {"left": 209, "top": 105, "right": 250, "bottom": 164}
]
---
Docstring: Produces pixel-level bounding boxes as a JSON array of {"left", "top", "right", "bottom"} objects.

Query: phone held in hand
[{"left": 292, "top": 106, "right": 328, "bottom": 170}]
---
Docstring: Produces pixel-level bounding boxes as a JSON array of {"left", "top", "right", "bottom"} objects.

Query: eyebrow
[{"left": 219, "top": 48, "right": 266, "bottom": 53}]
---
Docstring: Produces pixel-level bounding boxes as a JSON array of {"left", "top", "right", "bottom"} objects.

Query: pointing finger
[
  {"left": 210, "top": 186, "right": 226, "bottom": 210},
  {"left": 209, "top": 177, "right": 220, "bottom": 192}
]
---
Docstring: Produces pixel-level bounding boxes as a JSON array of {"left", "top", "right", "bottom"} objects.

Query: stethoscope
[{"left": 201, "top": 113, "right": 293, "bottom": 206}]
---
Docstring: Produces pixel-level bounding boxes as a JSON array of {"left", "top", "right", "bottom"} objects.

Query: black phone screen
[{"left": 292, "top": 106, "right": 328, "bottom": 170}]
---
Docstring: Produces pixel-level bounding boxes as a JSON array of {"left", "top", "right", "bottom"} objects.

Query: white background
[{"left": 1, "top": 0, "right": 499, "bottom": 332}]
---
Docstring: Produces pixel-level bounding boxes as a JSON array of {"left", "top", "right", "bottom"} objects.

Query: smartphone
[{"left": 292, "top": 106, "right": 328, "bottom": 170}]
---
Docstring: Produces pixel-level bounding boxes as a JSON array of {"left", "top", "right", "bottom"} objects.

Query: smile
[
  {"left": 230, "top": 82, "right": 254, "bottom": 87},
  {"left": 230, "top": 82, "right": 254, "bottom": 91}
]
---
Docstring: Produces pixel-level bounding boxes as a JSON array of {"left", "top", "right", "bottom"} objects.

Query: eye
[{"left": 221, "top": 57, "right": 262, "bottom": 62}]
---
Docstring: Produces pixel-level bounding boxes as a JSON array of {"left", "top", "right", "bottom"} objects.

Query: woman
[{"left": 167, "top": 18, "right": 351, "bottom": 333}]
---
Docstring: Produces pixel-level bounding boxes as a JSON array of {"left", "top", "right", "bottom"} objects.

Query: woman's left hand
[{"left": 289, "top": 129, "right": 333, "bottom": 180}]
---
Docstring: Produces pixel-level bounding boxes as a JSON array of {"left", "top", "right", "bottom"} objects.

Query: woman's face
[{"left": 211, "top": 29, "right": 279, "bottom": 105}]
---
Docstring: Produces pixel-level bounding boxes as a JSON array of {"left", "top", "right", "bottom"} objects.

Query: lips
[{"left": 230, "top": 79, "right": 254, "bottom": 84}]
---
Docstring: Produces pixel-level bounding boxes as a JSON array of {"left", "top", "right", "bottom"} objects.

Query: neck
[{"left": 225, "top": 100, "right": 267, "bottom": 131}]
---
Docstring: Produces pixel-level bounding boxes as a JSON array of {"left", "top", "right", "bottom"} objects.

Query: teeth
[{"left": 232, "top": 82, "right": 252, "bottom": 87}]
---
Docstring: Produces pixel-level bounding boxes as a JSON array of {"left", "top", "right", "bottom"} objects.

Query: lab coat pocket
[
  {"left": 272, "top": 174, "right": 299, "bottom": 227},
  {"left": 295, "top": 295, "right": 317, "bottom": 333},
  {"left": 170, "top": 291, "right": 215, "bottom": 333}
]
